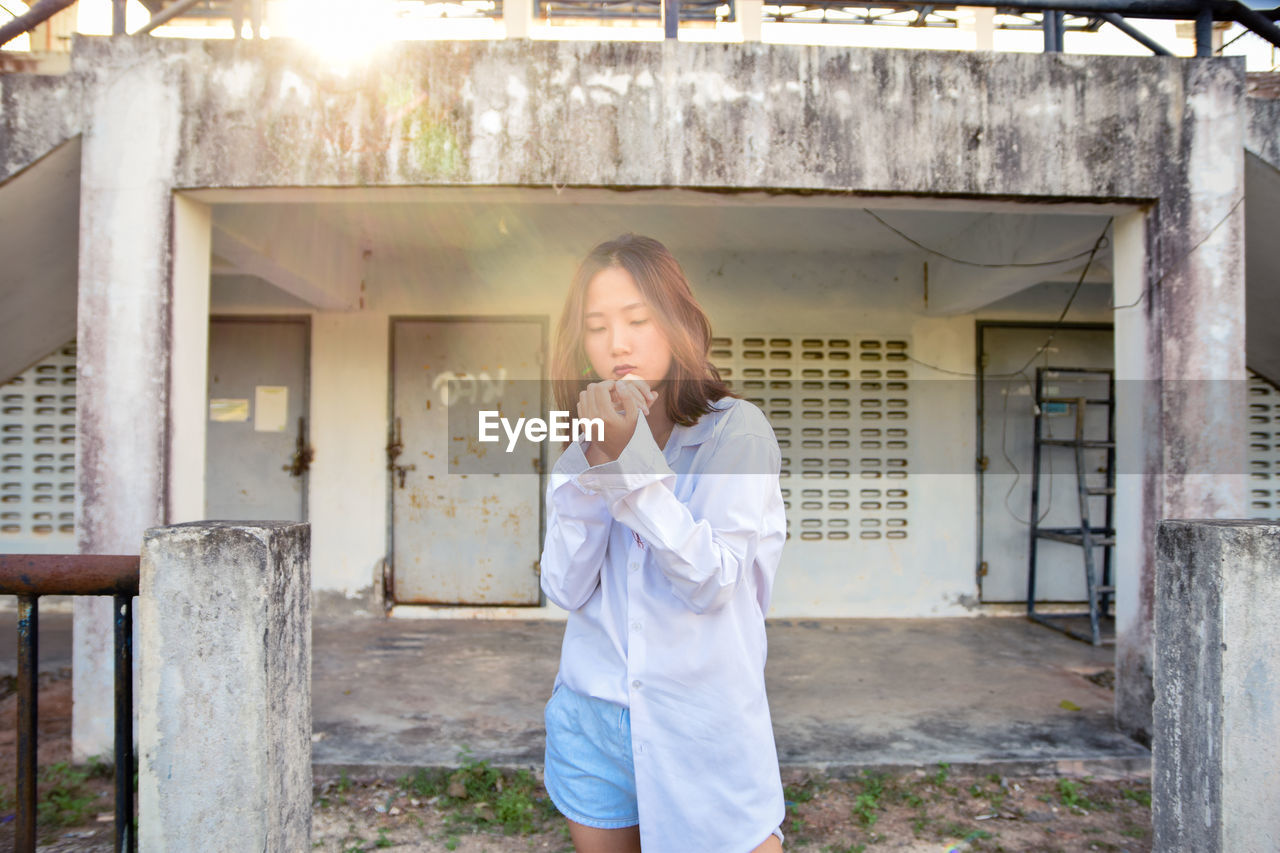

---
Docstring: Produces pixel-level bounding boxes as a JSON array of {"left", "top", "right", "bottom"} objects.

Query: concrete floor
[{"left": 2, "top": 611, "right": 1150, "bottom": 778}]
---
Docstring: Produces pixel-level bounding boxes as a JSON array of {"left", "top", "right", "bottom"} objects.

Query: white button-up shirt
[{"left": 540, "top": 396, "right": 787, "bottom": 853}]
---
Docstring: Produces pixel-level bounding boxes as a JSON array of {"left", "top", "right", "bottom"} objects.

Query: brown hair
[{"left": 550, "top": 234, "right": 736, "bottom": 428}]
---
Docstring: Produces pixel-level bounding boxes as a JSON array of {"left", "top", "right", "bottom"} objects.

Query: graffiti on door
[{"left": 430, "top": 368, "right": 509, "bottom": 407}]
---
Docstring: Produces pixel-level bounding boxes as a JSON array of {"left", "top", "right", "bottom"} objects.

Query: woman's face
[{"left": 582, "top": 265, "right": 673, "bottom": 386}]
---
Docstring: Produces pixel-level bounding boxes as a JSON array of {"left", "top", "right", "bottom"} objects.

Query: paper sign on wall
[
  {"left": 209, "top": 399, "right": 250, "bottom": 422},
  {"left": 254, "top": 386, "right": 288, "bottom": 432}
]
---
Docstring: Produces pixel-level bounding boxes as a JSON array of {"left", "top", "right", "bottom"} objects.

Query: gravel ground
[
  {"left": 4, "top": 669, "right": 1152, "bottom": 853},
  {"left": 307, "top": 763, "right": 1152, "bottom": 853}
]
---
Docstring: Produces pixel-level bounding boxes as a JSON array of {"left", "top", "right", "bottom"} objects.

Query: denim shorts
[{"left": 542, "top": 681, "right": 786, "bottom": 847}]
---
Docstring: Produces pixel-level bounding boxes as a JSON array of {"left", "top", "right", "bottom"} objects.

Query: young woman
[{"left": 540, "top": 234, "right": 788, "bottom": 853}]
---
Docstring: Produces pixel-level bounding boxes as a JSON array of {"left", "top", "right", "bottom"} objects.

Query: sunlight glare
[{"left": 278, "top": 0, "right": 398, "bottom": 70}]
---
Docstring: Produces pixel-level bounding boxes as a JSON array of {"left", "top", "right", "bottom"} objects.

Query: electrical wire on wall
[
  {"left": 856, "top": 200, "right": 1243, "bottom": 546},
  {"left": 898, "top": 218, "right": 1113, "bottom": 380},
  {"left": 866, "top": 214, "right": 1113, "bottom": 529}
]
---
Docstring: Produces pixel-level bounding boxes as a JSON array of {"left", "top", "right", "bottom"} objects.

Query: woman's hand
[{"left": 578, "top": 375, "right": 658, "bottom": 464}]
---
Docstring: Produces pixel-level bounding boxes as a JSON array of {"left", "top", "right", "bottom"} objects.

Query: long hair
[{"left": 550, "top": 234, "right": 736, "bottom": 428}]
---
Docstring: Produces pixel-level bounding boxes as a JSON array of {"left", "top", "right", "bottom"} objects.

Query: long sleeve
[
  {"left": 539, "top": 439, "right": 615, "bottom": 611},
  {"left": 577, "top": 410, "right": 783, "bottom": 616}
]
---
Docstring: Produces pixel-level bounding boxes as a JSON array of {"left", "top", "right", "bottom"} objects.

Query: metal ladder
[{"left": 1027, "top": 366, "right": 1116, "bottom": 646}]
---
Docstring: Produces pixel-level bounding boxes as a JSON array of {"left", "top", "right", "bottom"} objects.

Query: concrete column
[
  {"left": 138, "top": 521, "right": 312, "bottom": 853},
  {"left": 1154, "top": 520, "right": 1280, "bottom": 852},
  {"left": 504, "top": 0, "right": 531, "bottom": 39},
  {"left": 168, "top": 195, "right": 212, "bottom": 523},
  {"left": 1112, "top": 210, "right": 1160, "bottom": 750},
  {"left": 308, "top": 313, "right": 388, "bottom": 606},
  {"left": 1113, "top": 61, "right": 1248, "bottom": 746},
  {"left": 972, "top": 7, "right": 994, "bottom": 51},
  {"left": 738, "top": 0, "right": 762, "bottom": 42},
  {"left": 73, "top": 56, "right": 182, "bottom": 762}
]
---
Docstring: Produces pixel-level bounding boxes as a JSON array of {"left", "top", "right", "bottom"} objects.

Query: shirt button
[
  {"left": 631, "top": 679, "right": 642, "bottom": 690},
  {"left": 631, "top": 621, "right": 642, "bottom": 631},
  {"left": 628, "top": 562, "right": 639, "bottom": 572}
]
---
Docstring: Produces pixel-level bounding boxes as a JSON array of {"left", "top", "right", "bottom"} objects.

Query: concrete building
[{"left": 1, "top": 32, "right": 1278, "bottom": 759}]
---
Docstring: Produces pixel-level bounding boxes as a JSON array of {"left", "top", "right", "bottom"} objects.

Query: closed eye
[{"left": 631, "top": 319, "right": 648, "bottom": 326}]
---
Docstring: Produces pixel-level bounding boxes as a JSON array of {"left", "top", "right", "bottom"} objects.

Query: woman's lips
[{"left": 613, "top": 365, "right": 636, "bottom": 377}]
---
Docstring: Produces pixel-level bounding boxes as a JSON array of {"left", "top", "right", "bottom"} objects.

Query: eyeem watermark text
[{"left": 478, "top": 410, "right": 604, "bottom": 452}]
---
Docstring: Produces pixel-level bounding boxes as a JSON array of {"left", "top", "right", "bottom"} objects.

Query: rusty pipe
[{"left": 0, "top": 555, "right": 140, "bottom": 596}]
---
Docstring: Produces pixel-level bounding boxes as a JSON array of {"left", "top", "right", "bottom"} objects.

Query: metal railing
[{"left": 0, "top": 555, "right": 140, "bottom": 853}]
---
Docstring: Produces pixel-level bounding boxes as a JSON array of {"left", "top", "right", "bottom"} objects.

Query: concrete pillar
[
  {"left": 1154, "top": 520, "right": 1280, "bottom": 852},
  {"left": 73, "top": 57, "right": 182, "bottom": 762},
  {"left": 958, "top": 6, "right": 994, "bottom": 50},
  {"left": 738, "top": 0, "right": 762, "bottom": 42},
  {"left": 168, "top": 195, "right": 212, "bottom": 523},
  {"left": 972, "top": 7, "right": 994, "bottom": 51},
  {"left": 138, "top": 521, "right": 312, "bottom": 853},
  {"left": 504, "top": 0, "right": 531, "bottom": 39},
  {"left": 1113, "top": 210, "right": 1161, "bottom": 749},
  {"left": 1113, "top": 61, "right": 1248, "bottom": 747}
]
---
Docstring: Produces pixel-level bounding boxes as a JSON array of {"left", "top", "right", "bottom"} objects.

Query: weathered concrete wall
[
  {"left": 1154, "top": 520, "right": 1280, "bottom": 852},
  {"left": 0, "top": 35, "right": 1252, "bottom": 748},
  {"left": 169, "top": 40, "right": 1201, "bottom": 197},
  {"left": 139, "top": 521, "right": 311, "bottom": 853},
  {"left": 0, "top": 72, "right": 82, "bottom": 183},
  {"left": 1246, "top": 74, "right": 1280, "bottom": 171},
  {"left": 1244, "top": 76, "right": 1280, "bottom": 387}
]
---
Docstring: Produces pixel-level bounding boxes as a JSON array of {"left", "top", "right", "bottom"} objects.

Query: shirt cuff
[
  {"left": 576, "top": 416, "right": 676, "bottom": 506},
  {"left": 550, "top": 439, "right": 597, "bottom": 497}
]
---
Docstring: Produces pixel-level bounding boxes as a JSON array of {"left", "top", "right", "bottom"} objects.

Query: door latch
[
  {"left": 282, "top": 416, "right": 315, "bottom": 478},
  {"left": 387, "top": 416, "right": 416, "bottom": 489}
]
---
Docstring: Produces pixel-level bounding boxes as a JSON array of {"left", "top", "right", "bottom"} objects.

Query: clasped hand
[{"left": 578, "top": 376, "right": 659, "bottom": 464}]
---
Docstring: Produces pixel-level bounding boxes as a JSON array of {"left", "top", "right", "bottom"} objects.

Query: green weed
[
  {"left": 84, "top": 754, "right": 114, "bottom": 780},
  {"left": 1057, "top": 777, "right": 1096, "bottom": 811},
  {"left": 416, "top": 748, "right": 559, "bottom": 835},
  {"left": 36, "top": 762, "right": 95, "bottom": 828},
  {"left": 783, "top": 774, "right": 827, "bottom": 810},
  {"left": 1120, "top": 786, "right": 1152, "bottom": 807},
  {"left": 852, "top": 770, "right": 887, "bottom": 827}
]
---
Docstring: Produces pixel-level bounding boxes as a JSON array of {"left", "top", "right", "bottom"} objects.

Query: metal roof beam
[{"left": 1099, "top": 11, "right": 1175, "bottom": 53}]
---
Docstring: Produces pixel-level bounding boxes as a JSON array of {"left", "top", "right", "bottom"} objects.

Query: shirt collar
[{"left": 662, "top": 399, "right": 731, "bottom": 456}]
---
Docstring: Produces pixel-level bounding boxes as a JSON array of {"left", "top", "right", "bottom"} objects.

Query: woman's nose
[{"left": 609, "top": 326, "right": 631, "bottom": 355}]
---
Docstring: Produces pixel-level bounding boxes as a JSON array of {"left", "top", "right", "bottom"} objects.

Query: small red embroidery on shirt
[{"left": 632, "top": 531, "right": 645, "bottom": 550}]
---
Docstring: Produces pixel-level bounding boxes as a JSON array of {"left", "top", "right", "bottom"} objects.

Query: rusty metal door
[
  {"left": 389, "top": 318, "right": 543, "bottom": 605},
  {"left": 205, "top": 317, "right": 310, "bottom": 521}
]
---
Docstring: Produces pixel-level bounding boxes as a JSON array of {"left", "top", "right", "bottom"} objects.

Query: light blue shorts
[
  {"left": 542, "top": 681, "right": 786, "bottom": 847},
  {"left": 543, "top": 680, "right": 640, "bottom": 828}
]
